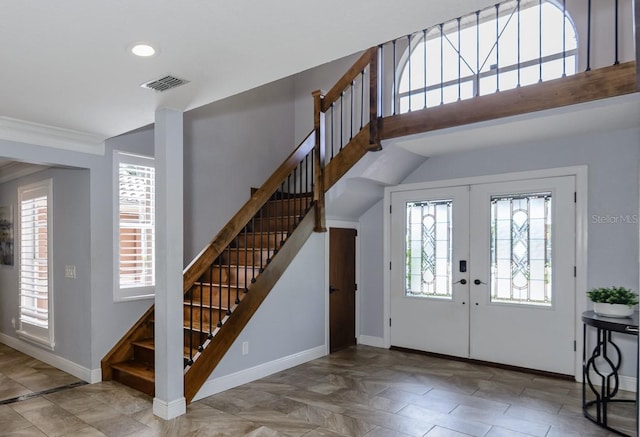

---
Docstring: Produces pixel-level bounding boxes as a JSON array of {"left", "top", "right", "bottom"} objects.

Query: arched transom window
[{"left": 397, "top": 0, "right": 577, "bottom": 113}]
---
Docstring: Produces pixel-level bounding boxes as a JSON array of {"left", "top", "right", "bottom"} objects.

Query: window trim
[
  {"left": 17, "top": 178, "right": 54, "bottom": 350},
  {"left": 113, "top": 151, "right": 155, "bottom": 302}
]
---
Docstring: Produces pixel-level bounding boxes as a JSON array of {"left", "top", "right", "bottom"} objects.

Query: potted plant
[{"left": 587, "top": 286, "right": 638, "bottom": 318}]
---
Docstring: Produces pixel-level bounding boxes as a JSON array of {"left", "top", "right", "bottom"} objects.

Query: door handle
[
  {"left": 473, "top": 279, "right": 486, "bottom": 285},
  {"left": 329, "top": 285, "right": 339, "bottom": 294},
  {"left": 454, "top": 279, "right": 467, "bottom": 285}
]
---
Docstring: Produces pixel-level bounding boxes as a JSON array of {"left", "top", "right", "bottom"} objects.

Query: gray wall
[
  {"left": 0, "top": 126, "right": 155, "bottom": 372},
  {"left": 359, "top": 126, "right": 640, "bottom": 377},
  {"left": 359, "top": 200, "right": 385, "bottom": 339},
  {"left": 183, "top": 78, "right": 296, "bottom": 262},
  {"left": 0, "top": 167, "right": 92, "bottom": 367},
  {"left": 209, "top": 233, "right": 325, "bottom": 380}
]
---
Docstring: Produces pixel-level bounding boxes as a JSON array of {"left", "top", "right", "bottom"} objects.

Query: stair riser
[
  {"left": 184, "top": 305, "right": 228, "bottom": 326},
  {"left": 233, "top": 232, "right": 288, "bottom": 249},
  {"left": 196, "top": 268, "right": 229, "bottom": 285},
  {"left": 112, "top": 368, "right": 154, "bottom": 397},
  {"left": 187, "top": 287, "right": 244, "bottom": 307},
  {"left": 184, "top": 327, "right": 208, "bottom": 349},
  {"left": 262, "top": 199, "right": 311, "bottom": 217},
  {"left": 222, "top": 249, "right": 273, "bottom": 267},
  {"left": 249, "top": 217, "right": 298, "bottom": 233},
  {"left": 132, "top": 344, "right": 154, "bottom": 367},
  {"left": 204, "top": 266, "right": 252, "bottom": 287}
]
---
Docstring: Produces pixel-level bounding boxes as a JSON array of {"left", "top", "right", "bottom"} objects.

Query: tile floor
[{"left": 0, "top": 343, "right": 636, "bottom": 436}]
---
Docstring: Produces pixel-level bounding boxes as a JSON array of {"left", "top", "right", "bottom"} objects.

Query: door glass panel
[
  {"left": 490, "top": 192, "right": 552, "bottom": 306},
  {"left": 405, "top": 199, "right": 453, "bottom": 299}
]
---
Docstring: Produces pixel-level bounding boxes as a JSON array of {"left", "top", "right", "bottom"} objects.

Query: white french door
[{"left": 390, "top": 176, "right": 575, "bottom": 375}]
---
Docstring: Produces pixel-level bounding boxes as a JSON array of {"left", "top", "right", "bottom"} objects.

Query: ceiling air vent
[{"left": 141, "top": 75, "right": 189, "bottom": 92}]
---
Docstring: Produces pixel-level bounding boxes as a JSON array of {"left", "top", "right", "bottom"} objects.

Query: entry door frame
[
  {"left": 383, "top": 165, "right": 588, "bottom": 380},
  {"left": 325, "top": 219, "right": 360, "bottom": 355}
]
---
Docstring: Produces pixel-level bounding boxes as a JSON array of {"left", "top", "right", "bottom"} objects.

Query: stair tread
[
  {"left": 183, "top": 301, "right": 230, "bottom": 310},
  {"left": 132, "top": 338, "right": 199, "bottom": 358},
  {"left": 193, "top": 281, "right": 244, "bottom": 288},
  {"left": 132, "top": 338, "right": 155, "bottom": 349},
  {"left": 111, "top": 360, "right": 155, "bottom": 382}
]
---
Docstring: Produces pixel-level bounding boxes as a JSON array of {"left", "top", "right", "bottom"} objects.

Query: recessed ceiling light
[{"left": 131, "top": 43, "right": 156, "bottom": 57}]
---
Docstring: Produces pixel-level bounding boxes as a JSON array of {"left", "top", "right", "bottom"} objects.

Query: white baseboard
[
  {"left": 153, "top": 397, "right": 187, "bottom": 419},
  {"left": 358, "top": 335, "right": 386, "bottom": 348},
  {"left": 192, "top": 345, "right": 326, "bottom": 402},
  {"left": 0, "top": 333, "right": 99, "bottom": 383}
]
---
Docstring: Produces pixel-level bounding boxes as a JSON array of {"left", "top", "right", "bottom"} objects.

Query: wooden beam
[
  {"left": 184, "top": 206, "right": 317, "bottom": 404},
  {"left": 369, "top": 46, "right": 381, "bottom": 148},
  {"left": 635, "top": 0, "right": 640, "bottom": 90},
  {"left": 380, "top": 62, "right": 637, "bottom": 141},
  {"left": 312, "top": 91, "right": 326, "bottom": 232}
]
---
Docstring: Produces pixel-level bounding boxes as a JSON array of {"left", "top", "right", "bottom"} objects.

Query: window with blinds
[
  {"left": 114, "top": 152, "right": 155, "bottom": 301},
  {"left": 18, "top": 179, "right": 54, "bottom": 349}
]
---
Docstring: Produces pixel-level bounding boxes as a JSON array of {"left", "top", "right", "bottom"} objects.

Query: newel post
[
  {"left": 369, "top": 46, "right": 382, "bottom": 150},
  {"left": 635, "top": 0, "right": 640, "bottom": 90},
  {"left": 312, "top": 90, "right": 327, "bottom": 232}
]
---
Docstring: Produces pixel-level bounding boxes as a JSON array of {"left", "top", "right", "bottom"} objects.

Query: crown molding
[{"left": 0, "top": 116, "right": 106, "bottom": 155}]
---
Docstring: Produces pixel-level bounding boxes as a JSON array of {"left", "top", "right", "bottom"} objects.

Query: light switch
[{"left": 65, "top": 265, "right": 76, "bottom": 279}]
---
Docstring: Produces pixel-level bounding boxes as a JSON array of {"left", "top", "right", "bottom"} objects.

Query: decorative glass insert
[
  {"left": 405, "top": 199, "right": 453, "bottom": 298},
  {"left": 490, "top": 192, "right": 552, "bottom": 306}
]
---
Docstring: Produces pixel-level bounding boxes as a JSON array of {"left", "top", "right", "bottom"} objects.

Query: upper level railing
[
  {"left": 378, "top": 0, "right": 638, "bottom": 117},
  {"left": 312, "top": 0, "right": 637, "bottom": 155}
]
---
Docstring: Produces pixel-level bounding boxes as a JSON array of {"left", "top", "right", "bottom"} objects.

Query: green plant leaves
[{"left": 587, "top": 287, "right": 639, "bottom": 306}]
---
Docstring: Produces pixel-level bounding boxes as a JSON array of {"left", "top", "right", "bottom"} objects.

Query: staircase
[
  {"left": 102, "top": 0, "right": 638, "bottom": 405},
  {"left": 103, "top": 192, "right": 314, "bottom": 398}
]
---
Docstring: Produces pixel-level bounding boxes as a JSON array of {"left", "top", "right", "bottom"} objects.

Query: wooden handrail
[
  {"left": 183, "top": 131, "right": 315, "bottom": 292},
  {"left": 321, "top": 47, "right": 377, "bottom": 113}
]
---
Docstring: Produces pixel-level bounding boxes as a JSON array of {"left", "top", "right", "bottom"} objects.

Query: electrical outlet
[
  {"left": 242, "top": 341, "right": 249, "bottom": 355},
  {"left": 65, "top": 265, "right": 76, "bottom": 279}
]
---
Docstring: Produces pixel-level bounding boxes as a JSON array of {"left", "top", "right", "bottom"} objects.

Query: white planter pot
[{"left": 593, "top": 302, "right": 634, "bottom": 318}]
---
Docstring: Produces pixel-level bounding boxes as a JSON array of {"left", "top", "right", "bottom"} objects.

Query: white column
[{"left": 152, "top": 108, "right": 186, "bottom": 419}]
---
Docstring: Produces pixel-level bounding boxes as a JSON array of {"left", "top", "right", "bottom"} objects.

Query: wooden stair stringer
[
  {"left": 323, "top": 124, "right": 379, "bottom": 192},
  {"left": 183, "top": 205, "right": 317, "bottom": 404}
]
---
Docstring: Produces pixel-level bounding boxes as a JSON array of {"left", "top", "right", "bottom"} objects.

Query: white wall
[{"left": 359, "top": 126, "right": 640, "bottom": 377}]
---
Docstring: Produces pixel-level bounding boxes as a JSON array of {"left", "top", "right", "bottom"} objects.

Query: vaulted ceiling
[{"left": 1, "top": 1, "right": 499, "bottom": 142}]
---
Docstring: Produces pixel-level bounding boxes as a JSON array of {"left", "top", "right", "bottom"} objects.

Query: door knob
[
  {"left": 474, "top": 279, "right": 486, "bottom": 285},
  {"left": 454, "top": 279, "right": 467, "bottom": 285},
  {"left": 329, "top": 285, "right": 339, "bottom": 294}
]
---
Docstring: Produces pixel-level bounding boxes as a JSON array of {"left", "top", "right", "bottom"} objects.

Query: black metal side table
[{"left": 582, "top": 310, "right": 638, "bottom": 436}]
